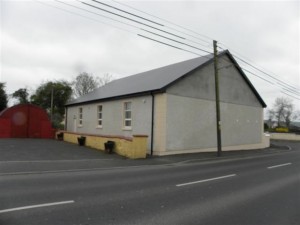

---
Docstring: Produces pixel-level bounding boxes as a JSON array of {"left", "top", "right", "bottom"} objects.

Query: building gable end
[{"left": 165, "top": 51, "right": 266, "bottom": 108}]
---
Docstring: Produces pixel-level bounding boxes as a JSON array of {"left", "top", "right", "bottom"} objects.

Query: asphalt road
[{"left": 0, "top": 141, "right": 299, "bottom": 225}]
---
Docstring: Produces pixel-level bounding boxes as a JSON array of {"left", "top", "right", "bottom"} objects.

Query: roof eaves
[{"left": 65, "top": 89, "right": 164, "bottom": 107}]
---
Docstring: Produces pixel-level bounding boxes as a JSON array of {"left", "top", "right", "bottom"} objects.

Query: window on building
[
  {"left": 123, "top": 102, "right": 132, "bottom": 129},
  {"left": 78, "top": 107, "right": 83, "bottom": 126},
  {"left": 97, "top": 105, "right": 103, "bottom": 128}
]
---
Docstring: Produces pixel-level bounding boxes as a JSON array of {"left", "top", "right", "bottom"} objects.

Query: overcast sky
[{"left": 1, "top": 0, "right": 299, "bottom": 111}]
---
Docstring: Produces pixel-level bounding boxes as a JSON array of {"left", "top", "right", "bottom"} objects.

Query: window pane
[
  {"left": 97, "top": 105, "right": 103, "bottom": 127},
  {"left": 125, "top": 120, "right": 131, "bottom": 127},
  {"left": 125, "top": 111, "right": 131, "bottom": 119},
  {"left": 125, "top": 102, "right": 131, "bottom": 110},
  {"left": 123, "top": 102, "right": 132, "bottom": 128}
]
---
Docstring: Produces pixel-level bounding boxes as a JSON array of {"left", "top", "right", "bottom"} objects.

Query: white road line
[
  {"left": 267, "top": 163, "right": 292, "bottom": 169},
  {"left": 0, "top": 200, "right": 75, "bottom": 214},
  {"left": 176, "top": 174, "right": 236, "bottom": 187}
]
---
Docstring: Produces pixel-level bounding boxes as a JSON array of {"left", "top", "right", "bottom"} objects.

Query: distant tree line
[{"left": 0, "top": 73, "right": 113, "bottom": 128}]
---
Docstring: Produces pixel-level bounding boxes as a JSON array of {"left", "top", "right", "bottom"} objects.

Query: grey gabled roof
[
  {"left": 66, "top": 50, "right": 266, "bottom": 107},
  {"left": 66, "top": 53, "right": 214, "bottom": 106}
]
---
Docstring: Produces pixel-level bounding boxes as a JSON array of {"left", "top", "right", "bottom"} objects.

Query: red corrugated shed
[{"left": 0, "top": 104, "right": 54, "bottom": 138}]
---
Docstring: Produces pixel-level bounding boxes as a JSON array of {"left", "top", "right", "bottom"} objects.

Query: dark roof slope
[{"left": 66, "top": 50, "right": 266, "bottom": 107}]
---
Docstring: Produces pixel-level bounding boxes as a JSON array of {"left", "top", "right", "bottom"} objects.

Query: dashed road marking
[
  {"left": 176, "top": 174, "right": 236, "bottom": 187},
  {"left": 0, "top": 200, "right": 75, "bottom": 214},
  {"left": 267, "top": 163, "right": 292, "bottom": 169}
]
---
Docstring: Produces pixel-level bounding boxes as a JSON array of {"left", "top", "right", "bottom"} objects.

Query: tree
[
  {"left": 72, "top": 72, "right": 114, "bottom": 98},
  {"left": 73, "top": 72, "right": 99, "bottom": 98},
  {"left": 0, "top": 82, "right": 8, "bottom": 111},
  {"left": 268, "top": 97, "right": 294, "bottom": 128},
  {"left": 98, "top": 73, "right": 114, "bottom": 87},
  {"left": 12, "top": 88, "right": 29, "bottom": 104},
  {"left": 31, "top": 80, "right": 72, "bottom": 128}
]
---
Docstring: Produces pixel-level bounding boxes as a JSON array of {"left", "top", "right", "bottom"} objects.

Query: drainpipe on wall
[{"left": 150, "top": 92, "right": 155, "bottom": 156}]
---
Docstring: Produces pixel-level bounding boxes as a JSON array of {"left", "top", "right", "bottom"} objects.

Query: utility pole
[{"left": 213, "top": 40, "right": 222, "bottom": 157}]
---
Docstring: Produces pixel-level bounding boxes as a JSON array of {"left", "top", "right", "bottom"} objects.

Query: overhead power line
[
  {"left": 90, "top": 0, "right": 164, "bottom": 26},
  {"left": 63, "top": 0, "right": 210, "bottom": 51},
  {"left": 109, "top": 0, "right": 299, "bottom": 96},
  {"left": 38, "top": 0, "right": 136, "bottom": 35},
  {"left": 54, "top": 0, "right": 140, "bottom": 30},
  {"left": 218, "top": 56, "right": 300, "bottom": 100},
  {"left": 78, "top": 0, "right": 213, "bottom": 54},
  {"left": 141, "top": 29, "right": 212, "bottom": 55},
  {"left": 282, "top": 87, "right": 300, "bottom": 96},
  {"left": 38, "top": 0, "right": 299, "bottom": 101},
  {"left": 137, "top": 34, "right": 204, "bottom": 57},
  {"left": 110, "top": 0, "right": 297, "bottom": 93},
  {"left": 54, "top": 0, "right": 212, "bottom": 53},
  {"left": 233, "top": 54, "right": 299, "bottom": 92},
  {"left": 111, "top": 0, "right": 214, "bottom": 44},
  {"left": 39, "top": 0, "right": 211, "bottom": 58},
  {"left": 281, "top": 91, "right": 300, "bottom": 100},
  {"left": 80, "top": 0, "right": 186, "bottom": 39},
  {"left": 109, "top": 0, "right": 213, "bottom": 49},
  {"left": 218, "top": 43, "right": 299, "bottom": 93},
  {"left": 218, "top": 43, "right": 299, "bottom": 91},
  {"left": 241, "top": 67, "right": 276, "bottom": 85}
]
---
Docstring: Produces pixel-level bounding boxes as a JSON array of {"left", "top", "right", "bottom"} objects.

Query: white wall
[
  {"left": 66, "top": 96, "right": 153, "bottom": 150},
  {"left": 270, "top": 133, "right": 300, "bottom": 141},
  {"left": 165, "top": 94, "right": 263, "bottom": 152},
  {"left": 162, "top": 54, "right": 265, "bottom": 153}
]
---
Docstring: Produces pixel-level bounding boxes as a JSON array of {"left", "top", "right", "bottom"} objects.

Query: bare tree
[
  {"left": 292, "top": 110, "right": 300, "bottom": 121},
  {"left": 72, "top": 72, "right": 114, "bottom": 98},
  {"left": 98, "top": 73, "right": 114, "bottom": 86},
  {"left": 73, "top": 72, "right": 99, "bottom": 97},
  {"left": 268, "top": 97, "right": 294, "bottom": 128}
]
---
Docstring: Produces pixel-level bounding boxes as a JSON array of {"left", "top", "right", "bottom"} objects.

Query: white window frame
[
  {"left": 97, "top": 105, "right": 103, "bottom": 128},
  {"left": 78, "top": 107, "right": 83, "bottom": 127},
  {"left": 123, "top": 102, "right": 132, "bottom": 130}
]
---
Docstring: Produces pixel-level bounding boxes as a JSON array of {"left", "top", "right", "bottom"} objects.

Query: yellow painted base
[{"left": 56, "top": 131, "right": 147, "bottom": 159}]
